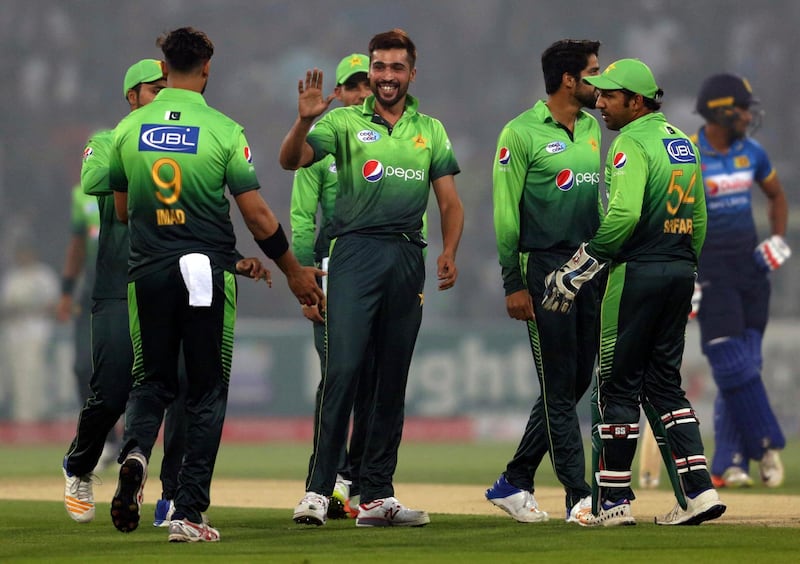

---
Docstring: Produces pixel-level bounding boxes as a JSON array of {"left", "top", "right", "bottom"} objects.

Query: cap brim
[
  {"left": 338, "top": 70, "right": 368, "bottom": 85},
  {"left": 583, "top": 75, "right": 623, "bottom": 90}
]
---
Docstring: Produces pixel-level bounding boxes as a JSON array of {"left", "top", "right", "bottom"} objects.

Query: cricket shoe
[
  {"left": 356, "top": 497, "right": 430, "bottom": 527},
  {"left": 566, "top": 495, "right": 595, "bottom": 526},
  {"left": 485, "top": 474, "right": 549, "bottom": 523},
  {"left": 293, "top": 491, "right": 328, "bottom": 526},
  {"left": 655, "top": 488, "right": 726, "bottom": 526},
  {"left": 760, "top": 449, "right": 784, "bottom": 488},
  {"left": 168, "top": 518, "right": 220, "bottom": 542},
  {"left": 711, "top": 466, "right": 753, "bottom": 489},
  {"left": 154, "top": 499, "right": 175, "bottom": 527},
  {"left": 595, "top": 498, "right": 636, "bottom": 527},
  {"left": 110, "top": 450, "right": 147, "bottom": 533},
  {"left": 62, "top": 461, "right": 99, "bottom": 523},
  {"left": 327, "top": 475, "right": 352, "bottom": 519}
]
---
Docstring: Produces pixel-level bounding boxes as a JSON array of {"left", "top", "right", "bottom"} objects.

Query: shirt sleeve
[
  {"left": 586, "top": 135, "right": 646, "bottom": 262},
  {"left": 224, "top": 128, "right": 260, "bottom": 196},
  {"left": 82, "top": 131, "right": 112, "bottom": 196},
  {"left": 429, "top": 119, "right": 460, "bottom": 180},
  {"left": 108, "top": 127, "right": 127, "bottom": 193},
  {"left": 492, "top": 126, "right": 528, "bottom": 295},
  {"left": 306, "top": 115, "right": 337, "bottom": 164},
  {"left": 290, "top": 163, "right": 324, "bottom": 267},
  {"left": 691, "top": 157, "right": 707, "bottom": 261}
]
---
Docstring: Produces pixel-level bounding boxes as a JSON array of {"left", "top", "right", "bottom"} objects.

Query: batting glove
[
  {"left": 542, "top": 243, "right": 605, "bottom": 314},
  {"left": 754, "top": 235, "right": 791, "bottom": 272},
  {"left": 688, "top": 281, "right": 702, "bottom": 321}
]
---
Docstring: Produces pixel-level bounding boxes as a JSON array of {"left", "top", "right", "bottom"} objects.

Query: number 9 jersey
[{"left": 109, "top": 88, "right": 260, "bottom": 279}]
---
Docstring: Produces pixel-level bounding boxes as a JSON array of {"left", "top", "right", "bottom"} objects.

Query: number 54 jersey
[
  {"left": 587, "top": 113, "right": 707, "bottom": 265},
  {"left": 109, "top": 88, "right": 259, "bottom": 279}
]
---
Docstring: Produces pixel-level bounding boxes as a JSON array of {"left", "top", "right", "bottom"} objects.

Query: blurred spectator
[{"left": 0, "top": 247, "right": 59, "bottom": 422}]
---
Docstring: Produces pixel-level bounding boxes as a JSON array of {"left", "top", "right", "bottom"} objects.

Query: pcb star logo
[{"left": 414, "top": 134, "right": 427, "bottom": 149}]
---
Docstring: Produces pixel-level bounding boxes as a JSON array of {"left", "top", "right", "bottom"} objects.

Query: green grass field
[{"left": 1, "top": 440, "right": 798, "bottom": 563}]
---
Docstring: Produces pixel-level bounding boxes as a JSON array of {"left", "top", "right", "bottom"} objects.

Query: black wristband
[
  {"left": 255, "top": 224, "right": 289, "bottom": 260},
  {"left": 61, "top": 277, "right": 76, "bottom": 295}
]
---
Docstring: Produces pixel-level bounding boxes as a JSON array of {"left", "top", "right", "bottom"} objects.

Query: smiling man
[{"left": 280, "top": 28, "right": 464, "bottom": 528}]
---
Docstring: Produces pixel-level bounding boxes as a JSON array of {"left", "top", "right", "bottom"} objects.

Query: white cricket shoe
[
  {"left": 110, "top": 450, "right": 147, "bottom": 533},
  {"left": 62, "top": 464, "right": 98, "bottom": 523},
  {"left": 566, "top": 495, "right": 595, "bottom": 526},
  {"left": 760, "top": 449, "right": 784, "bottom": 488},
  {"left": 293, "top": 491, "right": 328, "bottom": 526},
  {"left": 168, "top": 518, "right": 220, "bottom": 542},
  {"left": 356, "top": 497, "right": 430, "bottom": 527},
  {"left": 655, "top": 488, "right": 726, "bottom": 526},
  {"left": 485, "top": 474, "right": 549, "bottom": 523},
  {"left": 595, "top": 498, "right": 636, "bottom": 527}
]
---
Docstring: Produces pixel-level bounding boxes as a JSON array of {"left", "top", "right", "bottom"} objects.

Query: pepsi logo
[
  {"left": 82, "top": 147, "right": 94, "bottom": 161},
  {"left": 555, "top": 169, "right": 574, "bottom": 191},
  {"left": 613, "top": 152, "right": 627, "bottom": 169},
  {"left": 362, "top": 159, "right": 384, "bottom": 182},
  {"left": 243, "top": 146, "right": 253, "bottom": 164},
  {"left": 498, "top": 147, "right": 511, "bottom": 165}
]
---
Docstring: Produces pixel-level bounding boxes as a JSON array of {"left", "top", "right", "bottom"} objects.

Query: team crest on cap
[
  {"left": 362, "top": 159, "right": 384, "bottom": 182},
  {"left": 555, "top": 169, "right": 574, "bottom": 191},
  {"left": 244, "top": 146, "right": 253, "bottom": 164},
  {"left": 498, "top": 147, "right": 511, "bottom": 165},
  {"left": 613, "top": 152, "right": 627, "bottom": 169},
  {"left": 82, "top": 147, "right": 94, "bottom": 161}
]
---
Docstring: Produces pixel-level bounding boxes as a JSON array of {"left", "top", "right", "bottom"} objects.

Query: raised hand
[{"left": 298, "top": 68, "right": 336, "bottom": 121}]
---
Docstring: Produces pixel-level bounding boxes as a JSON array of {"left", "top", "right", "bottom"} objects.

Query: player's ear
[
  {"left": 202, "top": 60, "right": 210, "bottom": 79},
  {"left": 160, "top": 61, "right": 169, "bottom": 80}
]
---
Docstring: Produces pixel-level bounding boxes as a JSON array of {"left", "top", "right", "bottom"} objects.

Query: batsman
[{"left": 543, "top": 58, "right": 726, "bottom": 526}]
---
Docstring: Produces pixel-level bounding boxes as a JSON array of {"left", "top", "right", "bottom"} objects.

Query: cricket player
[
  {"left": 543, "top": 58, "right": 725, "bottom": 526},
  {"left": 487, "top": 38, "right": 603, "bottom": 527},
  {"left": 108, "top": 27, "right": 322, "bottom": 542},
  {"left": 692, "top": 73, "right": 788, "bottom": 489},
  {"left": 282, "top": 28, "right": 464, "bottom": 528}
]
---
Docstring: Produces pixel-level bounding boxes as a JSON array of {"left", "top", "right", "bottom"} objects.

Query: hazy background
[{"left": 1, "top": 0, "right": 798, "bottom": 432}]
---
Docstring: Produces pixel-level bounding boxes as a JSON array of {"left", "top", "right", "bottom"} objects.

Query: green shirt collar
[{"left": 362, "top": 93, "right": 419, "bottom": 117}]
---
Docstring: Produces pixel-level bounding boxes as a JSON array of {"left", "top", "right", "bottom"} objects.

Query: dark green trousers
[
  {"left": 505, "top": 251, "right": 598, "bottom": 512},
  {"left": 597, "top": 260, "right": 712, "bottom": 502},
  {"left": 306, "top": 233, "right": 424, "bottom": 503},
  {"left": 123, "top": 262, "right": 236, "bottom": 523}
]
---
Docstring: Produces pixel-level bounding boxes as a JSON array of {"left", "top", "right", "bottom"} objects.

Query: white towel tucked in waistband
[{"left": 179, "top": 253, "right": 212, "bottom": 307}]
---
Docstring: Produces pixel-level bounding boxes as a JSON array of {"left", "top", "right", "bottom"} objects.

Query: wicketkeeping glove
[
  {"left": 754, "top": 234, "right": 791, "bottom": 272},
  {"left": 542, "top": 242, "right": 605, "bottom": 314}
]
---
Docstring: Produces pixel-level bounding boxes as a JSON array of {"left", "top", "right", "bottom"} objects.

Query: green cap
[
  {"left": 123, "top": 59, "right": 164, "bottom": 98},
  {"left": 584, "top": 58, "right": 660, "bottom": 99},
  {"left": 335, "top": 53, "right": 369, "bottom": 85}
]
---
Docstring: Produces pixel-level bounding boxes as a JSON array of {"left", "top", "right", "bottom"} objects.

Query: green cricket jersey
[
  {"left": 81, "top": 129, "right": 129, "bottom": 300},
  {"left": 493, "top": 100, "right": 603, "bottom": 295},
  {"left": 69, "top": 183, "right": 100, "bottom": 304},
  {"left": 306, "top": 94, "right": 459, "bottom": 237},
  {"left": 586, "top": 112, "right": 707, "bottom": 264},
  {"left": 108, "top": 88, "right": 260, "bottom": 278},
  {"left": 290, "top": 155, "right": 338, "bottom": 266}
]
